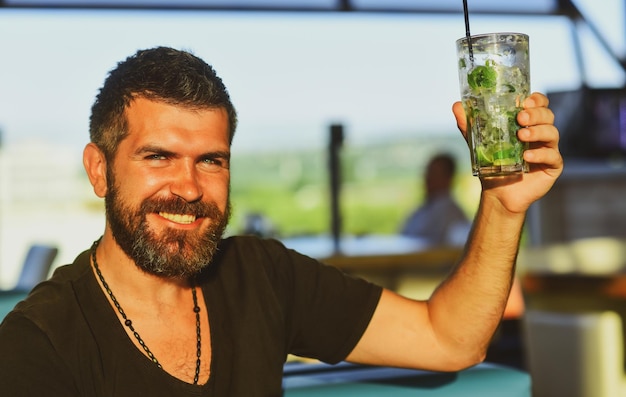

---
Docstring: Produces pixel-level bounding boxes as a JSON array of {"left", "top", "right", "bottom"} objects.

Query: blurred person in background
[{"left": 400, "top": 152, "right": 471, "bottom": 246}]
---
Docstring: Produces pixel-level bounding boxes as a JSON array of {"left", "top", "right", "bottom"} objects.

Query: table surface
[
  {"left": 281, "top": 234, "right": 463, "bottom": 272},
  {"left": 523, "top": 271, "right": 626, "bottom": 299},
  {"left": 283, "top": 362, "right": 531, "bottom": 397},
  {"left": 0, "top": 292, "right": 28, "bottom": 321},
  {"left": 280, "top": 234, "right": 431, "bottom": 258}
]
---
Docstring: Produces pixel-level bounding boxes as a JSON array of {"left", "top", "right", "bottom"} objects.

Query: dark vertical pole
[
  {"left": 0, "top": 128, "right": 3, "bottom": 273},
  {"left": 329, "top": 124, "right": 343, "bottom": 256}
]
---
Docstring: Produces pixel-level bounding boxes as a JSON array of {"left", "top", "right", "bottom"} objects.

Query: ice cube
[{"left": 498, "top": 46, "right": 516, "bottom": 66}]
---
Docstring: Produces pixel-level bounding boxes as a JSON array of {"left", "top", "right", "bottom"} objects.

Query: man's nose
[{"left": 170, "top": 162, "right": 203, "bottom": 202}]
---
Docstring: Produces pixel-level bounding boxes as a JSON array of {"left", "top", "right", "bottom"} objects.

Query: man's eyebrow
[
  {"left": 134, "top": 145, "right": 175, "bottom": 156},
  {"left": 204, "top": 150, "right": 231, "bottom": 160},
  {"left": 134, "top": 145, "right": 231, "bottom": 160}
]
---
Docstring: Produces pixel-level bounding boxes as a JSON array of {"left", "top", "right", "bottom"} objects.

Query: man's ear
[{"left": 83, "top": 143, "right": 108, "bottom": 198}]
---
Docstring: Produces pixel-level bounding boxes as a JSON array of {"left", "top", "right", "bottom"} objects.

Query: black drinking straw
[{"left": 463, "top": 0, "right": 474, "bottom": 62}]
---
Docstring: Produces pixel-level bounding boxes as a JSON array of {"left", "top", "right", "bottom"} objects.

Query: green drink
[{"left": 457, "top": 33, "right": 530, "bottom": 177}]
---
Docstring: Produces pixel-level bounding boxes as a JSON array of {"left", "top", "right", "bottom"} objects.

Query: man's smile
[{"left": 158, "top": 212, "right": 197, "bottom": 224}]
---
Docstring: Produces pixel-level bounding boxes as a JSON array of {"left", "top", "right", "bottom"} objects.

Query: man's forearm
[{"left": 427, "top": 191, "right": 526, "bottom": 366}]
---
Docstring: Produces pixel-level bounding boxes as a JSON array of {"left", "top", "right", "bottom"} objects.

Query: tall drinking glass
[{"left": 456, "top": 33, "right": 530, "bottom": 177}]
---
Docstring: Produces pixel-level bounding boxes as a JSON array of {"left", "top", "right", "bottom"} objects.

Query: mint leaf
[{"left": 468, "top": 65, "right": 497, "bottom": 91}]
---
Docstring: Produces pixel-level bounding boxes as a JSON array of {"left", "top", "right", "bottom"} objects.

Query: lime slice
[
  {"left": 476, "top": 145, "right": 494, "bottom": 163},
  {"left": 477, "top": 142, "right": 519, "bottom": 166},
  {"left": 493, "top": 142, "right": 521, "bottom": 166},
  {"left": 494, "top": 142, "right": 514, "bottom": 156},
  {"left": 493, "top": 158, "right": 517, "bottom": 166}
]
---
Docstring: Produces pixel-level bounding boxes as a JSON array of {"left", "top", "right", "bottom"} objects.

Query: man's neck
[{"left": 92, "top": 233, "right": 192, "bottom": 309}]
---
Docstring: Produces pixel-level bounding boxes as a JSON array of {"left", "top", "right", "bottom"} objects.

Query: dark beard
[{"left": 105, "top": 179, "right": 230, "bottom": 279}]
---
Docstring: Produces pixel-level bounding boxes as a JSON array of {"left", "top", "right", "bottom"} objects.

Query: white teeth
[{"left": 159, "top": 212, "right": 196, "bottom": 224}]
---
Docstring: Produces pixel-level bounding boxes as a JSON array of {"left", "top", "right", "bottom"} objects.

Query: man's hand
[{"left": 453, "top": 92, "right": 564, "bottom": 214}]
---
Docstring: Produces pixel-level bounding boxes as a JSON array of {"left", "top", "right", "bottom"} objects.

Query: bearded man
[{"left": 0, "top": 46, "right": 563, "bottom": 396}]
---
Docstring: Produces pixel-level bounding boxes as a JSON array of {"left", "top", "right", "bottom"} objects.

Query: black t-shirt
[{"left": 0, "top": 236, "right": 382, "bottom": 396}]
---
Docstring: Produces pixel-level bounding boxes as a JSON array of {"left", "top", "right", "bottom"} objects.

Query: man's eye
[
  {"left": 204, "top": 158, "right": 220, "bottom": 166},
  {"left": 201, "top": 157, "right": 229, "bottom": 170},
  {"left": 146, "top": 154, "right": 167, "bottom": 160}
]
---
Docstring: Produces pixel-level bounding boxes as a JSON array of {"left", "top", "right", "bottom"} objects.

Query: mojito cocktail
[{"left": 457, "top": 33, "right": 530, "bottom": 177}]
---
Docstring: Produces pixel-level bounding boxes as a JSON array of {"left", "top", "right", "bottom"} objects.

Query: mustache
[{"left": 140, "top": 196, "right": 223, "bottom": 219}]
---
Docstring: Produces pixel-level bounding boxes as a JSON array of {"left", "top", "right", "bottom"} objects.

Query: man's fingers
[
  {"left": 518, "top": 92, "right": 553, "bottom": 127},
  {"left": 452, "top": 101, "right": 467, "bottom": 138}
]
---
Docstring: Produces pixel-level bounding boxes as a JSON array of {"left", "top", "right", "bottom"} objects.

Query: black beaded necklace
[{"left": 90, "top": 239, "right": 202, "bottom": 385}]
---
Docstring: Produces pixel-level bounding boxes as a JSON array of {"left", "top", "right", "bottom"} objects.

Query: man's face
[{"left": 104, "top": 98, "right": 232, "bottom": 279}]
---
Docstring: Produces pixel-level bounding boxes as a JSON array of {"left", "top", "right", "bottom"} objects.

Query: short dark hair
[{"left": 89, "top": 46, "right": 238, "bottom": 161}]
